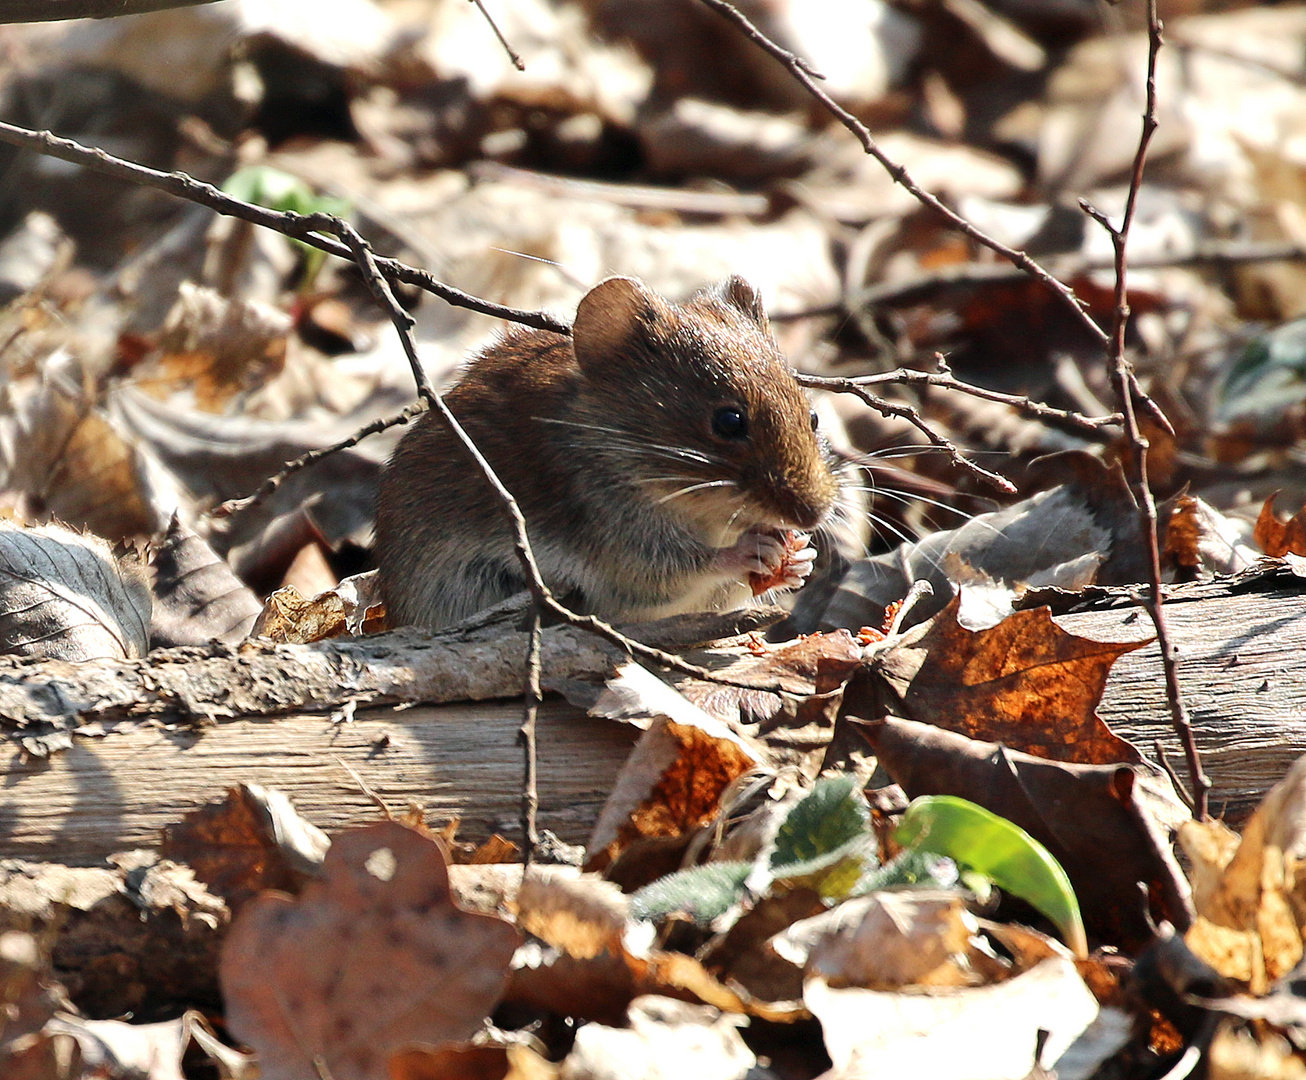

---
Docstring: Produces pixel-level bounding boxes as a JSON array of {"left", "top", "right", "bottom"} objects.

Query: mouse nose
[{"left": 767, "top": 473, "right": 837, "bottom": 531}]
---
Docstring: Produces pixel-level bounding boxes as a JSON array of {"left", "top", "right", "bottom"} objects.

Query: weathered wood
[
  {"left": 0, "top": 699, "right": 637, "bottom": 865},
  {"left": 2, "top": 570, "right": 1304, "bottom": 863},
  {"left": 1051, "top": 569, "right": 1306, "bottom": 822}
]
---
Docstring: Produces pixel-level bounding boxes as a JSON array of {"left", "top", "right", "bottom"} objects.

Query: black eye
[
  {"left": 712, "top": 406, "right": 749, "bottom": 440},
  {"left": 810, "top": 409, "right": 820, "bottom": 432}
]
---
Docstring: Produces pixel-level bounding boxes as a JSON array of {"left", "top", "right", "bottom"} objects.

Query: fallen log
[
  {"left": 1040, "top": 565, "right": 1306, "bottom": 822},
  {"left": 0, "top": 568, "right": 1301, "bottom": 864}
]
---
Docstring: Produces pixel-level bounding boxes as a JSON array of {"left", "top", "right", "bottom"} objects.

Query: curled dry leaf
[
  {"left": 860, "top": 715, "right": 1192, "bottom": 950},
  {"left": 772, "top": 890, "right": 1002, "bottom": 990},
  {"left": 516, "top": 869, "right": 630, "bottom": 961},
  {"left": 0, "top": 522, "right": 151, "bottom": 660},
  {"left": 506, "top": 870, "right": 797, "bottom": 1025},
  {"left": 161, "top": 783, "right": 329, "bottom": 914},
  {"left": 0, "top": 351, "right": 189, "bottom": 541},
  {"left": 817, "top": 456, "right": 1146, "bottom": 634},
  {"left": 220, "top": 822, "right": 522, "bottom": 1080},
  {"left": 1163, "top": 494, "right": 1256, "bottom": 578},
  {"left": 584, "top": 694, "right": 761, "bottom": 876},
  {"left": 1179, "top": 753, "right": 1306, "bottom": 991},
  {"left": 134, "top": 283, "right": 292, "bottom": 412},
  {"left": 557, "top": 996, "right": 754, "bottom": 1080},
  {"left": 673, "top": 629, "right": 863, "bottom": 736},
  {"left": 251, "top": 571, "right": 385, "bottom": 644},
  {"left": 148, "top": 514, "right": 262, "bottom": 646},
  {"left": 1255, "top": 493, "right": 1306, "bottom": 558},
  {"left": 868, "top": 597, "right": 1147, "bottom": 765}
]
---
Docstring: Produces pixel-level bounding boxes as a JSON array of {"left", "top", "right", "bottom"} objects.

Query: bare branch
[
  {"left": 800, "top": 374, "right": 1017, "bottom": 494},
  {"left": 0, "top": 0, "right": 219, "bottom": 22},
  {"left": 209, "top": 403, "right": 428, "bottom": 521},
  {"left": 0, "top": 120, "right": 570, "bottom": 336},
  {"left": 468, "top": 0, "right": 525, "bottom": 71},
  {"left": 1086, "top": 4, "right": 1209, "bottom": 820},
  {"left": 799, "top": 362, "right": 1121, "bottom": 436},
  {"left": 694, "top": 0, "right": 1107, "bottom": 346}
]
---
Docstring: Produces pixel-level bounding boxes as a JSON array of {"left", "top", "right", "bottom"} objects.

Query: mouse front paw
[{"left": 716, "top": 528, "right": 817, "bottom": 596}]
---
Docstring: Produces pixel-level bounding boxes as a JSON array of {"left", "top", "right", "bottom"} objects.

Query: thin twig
[
  {"left": 804, "top": 376, "right": 1017, "bottom": 494},
  {"left": 519, "top": 606, "right": 542, "bottom": 865},
  {"left": 1084, "top": 3, "right": 1209, "bottom": 820},
  {"left": 0, "top": 120, "right": 569, "bottom": 336},
  {"left": 799, "top": 362, "right": 1121, "bottom": 436},
  {"left": 1152, "top": 739, "right": 1195, "bottom": 812},
  {"left": 695, "top": 0, "right": 1176, "bottom": 437},
  {"left": 693, "top": 0, "right": 1103, "bottom": 344},
  {"left": 770, "top": 240, "right": 1306, "bottom": 321},
  {"left": 337, "top": 757, "right": 394, "bottom": 820},
  {"left": 209, "top": 402, "right": 429, "bottom": 520},
  {"left": 468, "top": 0, "right": 525, "bottom": 70}
]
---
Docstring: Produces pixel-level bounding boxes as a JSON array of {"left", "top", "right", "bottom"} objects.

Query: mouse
[{"left": 374, "top": 275, "right": 841, "bottom": 631}]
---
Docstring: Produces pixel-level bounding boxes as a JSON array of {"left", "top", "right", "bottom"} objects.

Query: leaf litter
[{"left": 4, "top": 0, "right": 1306, "bottom": 1077}]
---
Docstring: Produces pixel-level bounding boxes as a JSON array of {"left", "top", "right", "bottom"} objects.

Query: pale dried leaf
[
  {"left": 0, "top": 523, "right": 151, "bottom": 660},
  {"left": 807, "top": 957, "right": 1098, "bottom": 1080},
  {"left": 558, "top": 997, "right": 754, "bottom": 1080},
  {"left": 149, "top": 515, "right": 262, "bottom": 646},
  {"left": 771, "top": 891, "right": 995, "bottom": 990}
]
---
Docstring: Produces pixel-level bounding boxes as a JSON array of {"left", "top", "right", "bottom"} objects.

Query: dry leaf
[
  {"left": 584, "top": 704, "right": 761, "bottom": 876},
  {"left": 161, "top": 784, "right": 329, "bottom": 914},
  {"left": 871, "top": 598, "right": 1147, "bottom": 765},
  {"left": 556, "top": 996, "right": 754, "bottom": 1080},
  {"left": 772, "top": 891, "right": 1001, "bottom": 990},
  {"left": 1256, "top": 493, "right": 1306, "bottom": 557},
  {"left": 251, "top": 570, "right": 386, "bottom": 643},
  {"left": 148, "top": 514, "right": 262, "bottom": 646},
  {"left": 220, "top": 822, "right": 521, "bottom": 1080},
  {"left": 1180, "top": 753, "right": 1306, "bottom": 990},
  {"left": 390, "top": 1042, "right": 557, "bottom": 1080},
  {"left": 135, "top": 284, "right": 291, "bottom": 411},
  {"left": 859, "top": 715, "right": 1192, "bottom": 949},
  {"left": 0, "top": 522, "right": 151, "bottom": 660},
  {"left": 806, "top": 957, "right": 1098, "bottom": 1080}
]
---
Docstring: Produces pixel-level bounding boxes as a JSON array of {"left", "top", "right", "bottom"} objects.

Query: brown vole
[{"left": 375, "top": 275, "right": 840, "bottom": 630}]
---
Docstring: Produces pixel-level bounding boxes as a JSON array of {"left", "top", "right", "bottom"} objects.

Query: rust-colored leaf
[
  {"left": 162, "top": 785, "right": 327, "bottom": 913},
  {"left": 874, "top": 598, "right": 1148, "bottom": 764},
  {"left": 220, "top": 822, "right": 521, "bottom": 1080},
  {"left": 1255, "top": 492, "right": 1306, "bottom": 556}
]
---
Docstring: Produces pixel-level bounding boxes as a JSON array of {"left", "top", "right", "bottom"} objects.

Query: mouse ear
[
  {"left": 713, "top": 276, "right": 770, "bottom": 332},
  {"left": 573, "top": 276, "right": 662, "bottom": 375}
]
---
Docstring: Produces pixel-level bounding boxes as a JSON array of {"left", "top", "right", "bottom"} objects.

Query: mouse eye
[
  {"left": 810, "top": 409, "right": 820, "bottom": 432},
  {"left": 712, "top": 405, "right": 749, "bottom": 440}
]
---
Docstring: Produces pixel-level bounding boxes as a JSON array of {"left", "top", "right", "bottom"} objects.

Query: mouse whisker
[
  {"left": 844, "top": 484, "right": 977, "bottom": 524},
  {"left": 656, "top": 479, "right": 739, "bottom": 505},
  {"left": 540, "top": 419, "right": 729, "bottom": 468}
]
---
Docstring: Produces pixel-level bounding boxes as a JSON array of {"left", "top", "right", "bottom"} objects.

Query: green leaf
[
  {"left": 1215, "top": 318, "right": 1306, "bottom": 424},
  {"left": 630, "top": 861, "right": 752, "bottom": 925},
  {"left": 771, "top": 774, "right": 872, "bottom": 871},
  {"left": 768, "top": 775, "right": 877, "bottom": 902},
  {"left": 893, "top": 795, "right": 1087, "bottom": 957},
  {"left": 223, "top": 165, "right": 318, "bottom": 214}
]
